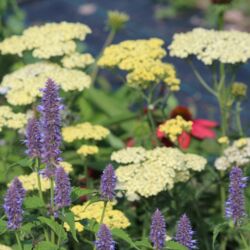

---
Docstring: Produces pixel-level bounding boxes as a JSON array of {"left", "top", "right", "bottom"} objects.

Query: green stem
[
  {"left": 15, "top": 231, "right": 23, "bottom": 250},
  {"left": 50, "top": 178, "right": 55, "bottom": 244},
  {"left": 35, "top": 158, "right": 44, "bottom": 204},
  {"left": 83, "top": 157, "right": 89, "bottom": 188},
  {"left": 235, "top": 101, "right": 243, "bottom": 136},
  {"left": 239, "top": 232, "right": 249, "bottom": 249},
  {"left": 219, "top": 172, "right": 226, "bottom": 217},
  {"left": 100, "top": 201, "right": 108, "bottom": 225}
]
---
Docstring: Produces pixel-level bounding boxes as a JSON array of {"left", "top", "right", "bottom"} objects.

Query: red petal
[
  {"left": 157, "top": 128, "right": 165, "bottom": 139},
  {"left": 191, "top": 123, "right": 216, "bottom": 139},
  {"left": 193, "top": 119, "right": 218, "bottom": 128},
  {"left": 178, "top": 131, "right": 191, "bottom": 149}
]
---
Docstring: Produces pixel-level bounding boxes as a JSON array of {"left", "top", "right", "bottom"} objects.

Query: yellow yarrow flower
[
  {"left": 169, "top": 28, "right": 250, "bottom": 65},
  {"left": 235, "top": 138, "right": 248, "bottom": 148},
  {"left": 0, "top": 22, "right": 91, "bottom": 59},
  {"left": 64, "top": 201, "right": 130, "bottom": 232},
  {"left": 77, "top": 145, "right": 99, "bottom": 156},
  {"left": 98, "top": 38, "right": 180, "bottom": 89},
  {"left": 231, "top": 82, "right": 247, "bottom": 98},
  {"left": 159, "top": 116, "right": 193, "bottom": 143},
  {"left": 0, "top": 106, "right": 27, "bottom": 131},
  {"left": 0, "top": 62, "right": 91, "bottom": 106},
  {"left": 107, "top": 10, "right": 129, "bottom": 31},
  {"left": 61, "top": 53, "right": 94, "bottom": 69},
  {"left": 62, "top": 122, "right": 110, "bottom": 143},
  {"left": 0, "top": 244, "right": 12, "bottom": 250},
  {"left": 218, "top": 136, "right": 229, "bottom": 145}
]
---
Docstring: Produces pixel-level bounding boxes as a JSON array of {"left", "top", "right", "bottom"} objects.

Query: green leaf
[
  {"left": 38, "top": 217, "right": 67, "bottom": 242},
  {"left": 106, "top": 133, "right": 125, "bottom": 149},
  {"left": 241, "top": 222, "right": 250, "bottom": 232},
  {"left": 135, "top": 238, "right": 153, "bottom": 249},
  {"left": 212, "top": 222, "right": 228, "bottom": 249},
  {"left": 71, "top": 187, "right": 96, "bottom": 201},
  {"left": 34, "top": 241, "right": 58, "bottom": 250},
  {"left": 167, "top": 240, "right": 188, "bottom": 250},
  {"left": 24, "top": 195, "right": 44, "bottom": 209},
  {"left": 112, "top": 228, "right": 138, "bottom": 249},
  {"left": 0, "top": 219, "right": 7, "bottom": 235},
  {"left": 62, "top": 212, "right": 78, "bottom": 242}
]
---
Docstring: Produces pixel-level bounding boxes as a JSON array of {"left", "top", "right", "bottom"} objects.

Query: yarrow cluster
[
  {"left": 0, "top": 106, "right": 26, "bottom": 131},
  {"left": 77, "top": 145, "right": 99, "bottom": 156},
  {"left": 159, "top": 115, "right": 193, "bottom": 143},
  {"left": 38, "top": 79, "right": 63, "bottom": 177},
  {"left": 0, "top": 62, "right": 91, "bottom": 106},
  {"left": 231, "top": 82, "right": 248, "bottom": 98},
  {"left": 101, "top": 164, "right": 117, "bottom": 201},
  {"left": 150, "top": 209, "right": 166, "bottom": 250},
  {"left": 62, "top": 122, "right": 110, "bottom": 142},
  {"left": 175, "top": 214, "right": 196, "bottom": 249},
  {"left": 98, "top": 38, "right": 180, "bottom": 90},
  {"left": 25, "top": 117, "right": 42, "bottom": 158},
  {"left": 4, "top": 178, "right": 26, "bottom": 230},
  {"left": 112, "top": 147, "right": 206, "bottom": 200},
  {"left": 215, "top": 138, "right": 250, "bottom": 171},
  {"left": 95, "top": 224, "right": 115, "bottom": 250},
  {"left": 169, "top": 28, "right": 250, "bottom": 65},
  {"left": 64, "top": 201, "right": 130, "bottom": 232},
  {"left": 225, "top": 167, "right": 247, "bottom": 225}
]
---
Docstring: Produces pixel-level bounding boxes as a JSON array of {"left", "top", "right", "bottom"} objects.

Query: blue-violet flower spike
[
  {"left": 4, "top": 178, "right": 26, "bottom": 230},
  {"left": 225, "top": 166, "right": 247, "bottom": 225},
  {"left": 175, "top": 214, "right": 197, "bottom": 250},
  {"left": 150, "top": 209, "right": 166, "bottom": 250},
  {"left": 100, "top": 164, "right": 117, "bottom": 201},
  {"left": 95, "top": 224, "right": 115, "bottom": 250}
]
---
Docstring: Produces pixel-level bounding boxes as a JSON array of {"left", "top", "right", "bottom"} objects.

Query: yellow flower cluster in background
[
  {"left": 98, "top": 38, "right": 180, "bottom": 90},
  {"left": 112, "top": 147, "right": 206, "bottom": 200},
  {"left": 215, "top": 138, "right": 250, "bottom": 171},
  {"left": 0, "top": 244, "right": 12, "bottom": 250},
  {"left": 64, "top": 201, "right": 130, "bottom": 232},
  {"left": 61, "top": 53, "right": 94, "bottom": 69},
  {"left": 16, "top": 162, "right": 73, "bottom": 192},
  {"left": 169, "top": 28, "right": 250, "bottom": 65},
  {"left": 0, "top": 22, "right": 91, "bottom": 59},
  {"left": 231, "top": 82, "right": 247, "bottom": 98},
  {"left": 0, "top": 62, "right": 91, "bottom": 106},
  {"left": 62, "top": 122, "right": 110, "bottom": 143},
  {"left": 77, "top": 145, "right": 99, "bottom": 156},
  {"left": 159, "top": 116, "right": 193, "bottom": 142},
  {"left": 217, "top": 136, "right": 229, "bottom": 145},
  {"left": 0, "top": 106, "right": 27, "bottom": 131}
]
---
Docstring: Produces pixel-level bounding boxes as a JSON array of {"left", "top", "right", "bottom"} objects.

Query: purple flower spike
[
  {"left": 54, "top": 167, "right": 71, "bottom": 210},
  {"left": 38, "top": 78, "right": 63, "bottom": 177},
  {"left": 4, "top": 178, "right": 26, "bottom": 230},
  {"left": 175, "top": 214, "right": 196, "bottom": 250},
  {"left": 150, "top": 209, "right": 166, "bottom": 250},
  {"left": 100, "top": 164, "right": 117, "bottom": 201},
  {"left": 25, "top": 117, "right": 42, "bottom": 159},
  {"left": 225, "top": 166, "right": 247, "bottom": 225},
  {"left": 95, "top": 224, "right": 115, "bottom": 250}
]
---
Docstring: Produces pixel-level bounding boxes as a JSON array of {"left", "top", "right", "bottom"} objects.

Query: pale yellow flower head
[
  {"left": 0, "top": 62, "right": 91, "bottom": 106},
  {"left": 231, "top": 82, "right": 247, "bottom": 98},
  {"left": 0, "top": 22, "right": 91, "bottom": 59},
  {"left": 113, "top": 147, "right": 206, "bottom": 199},
  {"left": 169, "top": 28, "right": 250, "bottom": 65},
  {"left": 61, "top": 53, "right": 94, "bottom": 69},
  {"left": 159, "top": 115, "right": 193, "bottom": 143},
  {"left": 0, "top": 244, "right": 12, "bottom": 250},
  {"left": 98, "top": 38, "right": 180, "bottom": 89},
  {"left": 62, "top": 122, "right": 110, "bottom": 143},
  {"left": 107, "top": 10, "right": 129, "bottom": 31},
  {"left": 77, "top": 145, "right": 99, "bottom": 156},
  {"left": 0, "top": 106, "right": 27, "bottom": 131},
  {"left": 218, "top": 136, "right": 229, "bottom": 145},
  {"left": 64, "top": 201, "right": 130, "bottom": 232}
]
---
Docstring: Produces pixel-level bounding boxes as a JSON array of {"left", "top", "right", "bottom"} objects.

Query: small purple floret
[
  {"left": 95, "top": 224, "right": 115, "bottom": 250},
  {"left": 4, "top": 178, "right": 26, "bottom": 230},
  {"left": 150, "top": 209, "right": 166, "bottom": 250},
  {"left": 25, "top": 117, "right": 42, "bottom": 159},
  {"left": 225, "top": 166, "right": 247, "bottom": 225},
  {"left": 175, "top": 214, "right": 196, "bottom": 250},
  {"left": 100, "top": 164, "right": 117, "bottom": 201},
  {"left": 54, "top": 167, "right": 71, "bottom": 210}
]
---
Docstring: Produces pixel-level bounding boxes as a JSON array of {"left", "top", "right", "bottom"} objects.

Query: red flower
[{"left": 158, "top": 106, "right": 217, "bottom": 149}]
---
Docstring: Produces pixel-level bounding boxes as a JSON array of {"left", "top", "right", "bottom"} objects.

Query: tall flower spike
[
  {"left": 175, "top": 214, "right": 196, "bottom": 250},
  {"left": 25, "top": 117, "right": 42, "bottom": 159},
  {"left": 95, "top": 224, "right": 115, "bottom": 250},
  {"left": 225, "top": 166, "right": 247, "bottom": 225},
  {"left": 100, "top": 164, "right": 117, "bottom": 201},
  {"left": 150, "top": 209, "right": 166, "bottom": 250},
  {"left": 54, "top": 167, "right": 71, "bottom": 210},
  {"left": 4, "top": 178, "right": 26, "bottom": 230},
  {"left": 38, "top": 78, "right": 63, "bottom": 177}
]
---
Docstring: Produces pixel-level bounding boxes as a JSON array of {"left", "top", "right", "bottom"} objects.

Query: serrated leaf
[
  {"left": 167, "top": 240, "right": 188, "bottom": 250},
  {"left": 212, "top": 222, "right": 228, "bottom": 249},
  {"left": 38, "top": 217, "right": 67, "bottom": 242},
  {"left": 135, "top": 238, "right": 153, "bottom": 249},
  {"left": 112, "top": 228, "right": 139, "bottom": 249},
  {"left": 71, "top": 187, "right": 96, "bottom": 201},
  {"left": 34, "top": 241, "right": 58, "bottom": 250},
  {"left": 24, "top": 195, "right": 44, "bottom": 209},
  {"left": 62, "top": 212, "right": 78, "bottom": 242}
]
